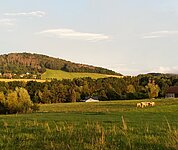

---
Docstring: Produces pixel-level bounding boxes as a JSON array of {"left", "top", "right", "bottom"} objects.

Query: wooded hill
[{"left": 0, "top": 53, "right": 121, "bottom": 76}]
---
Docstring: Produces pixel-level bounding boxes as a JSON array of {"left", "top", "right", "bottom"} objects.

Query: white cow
[
  {"left": 136, "top": 103, "right": 141, "bottom": 107},
  {"left": 137, "top": 101, "right": 155, "bottom": 108},
  {"left": 140, "top": 102, "right": 149, "bottom": 108},
  {"left": 149, "top": 102, "right": 155, "bottom": 106}
]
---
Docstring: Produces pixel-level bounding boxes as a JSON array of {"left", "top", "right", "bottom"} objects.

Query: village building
[
  {"left": 165, "top": 86, "right": 178, "bottom": 98},
  {"left": 85, "top": 98, "right": 99, "bottom": 102},
  {"left": 3, "top": 73, "right": 12, "bottom": 79},
  {"left": 20, "top": 74, "right": 25, "bottom": 78},
  {"left": 32, "top": 74, "right": 37, "bottom": 79}
]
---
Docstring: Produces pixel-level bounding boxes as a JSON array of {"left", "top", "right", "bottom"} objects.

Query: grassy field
[
  {"left": 0, "top": 79, "right": 49, "bottom": 83},
  {"left": 0, "top": 99, "right": 177, "bottom": 149},
  {"left": 41, "top": 69, "right": 122, "bottom": 80}
]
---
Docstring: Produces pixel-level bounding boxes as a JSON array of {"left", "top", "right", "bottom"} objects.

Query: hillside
[
  {"left": 41, "top": 69, "right": 122, "bottom": 80},
  {"left": 0, "top": 53, "right": 122, "bottom": 76}
]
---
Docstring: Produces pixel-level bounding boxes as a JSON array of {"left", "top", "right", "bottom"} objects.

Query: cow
[
  {"left": 136, "top": 103, "right": 141, "bottom": 107},
  {"left": 140, "top": 102, "right": 149, "bottom": 108},
  {"left": 137, "top": 101, "right": 155, "bottom": 108},
  {"left": 149, "top": 102, "right": 155, "bottom": 106}
]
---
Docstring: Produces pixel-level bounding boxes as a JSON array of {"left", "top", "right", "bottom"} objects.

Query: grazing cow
[
  {"left": 136, "top": 101, "right": 155, "bottom": 108},
  {"left": 136, "top": 103, "right": 141, "bottom": 107},
  {"left": 140, "top": 102, "right": 149, "bottom": 108},
  {"left": 150, "top": 102, "right": 155, "bottom": 106}
]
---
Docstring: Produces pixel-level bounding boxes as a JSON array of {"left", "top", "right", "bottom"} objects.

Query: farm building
[
  {"left": 3, "top": 73, "right": 12, "bottom": 79},
  {"left": 85, "top": 98, "right": 99, "bottom": 102},
  {"left": 165, "top": 86, "right": 178, "bottom": 98}
]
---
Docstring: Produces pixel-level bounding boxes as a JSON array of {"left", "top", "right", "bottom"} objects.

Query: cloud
[
  {"left": 108, "top": 63, "right": 178, "bottom": 76},
  {"left": 105, "top": 63, "right": 141, "bottom": 76},
  {"left": 142, "top": 30, "right": 178, "bottom": 39},
  {"left": 142, "top": 35, "right": 162, "bottom": 39},
  {"left": 151, "top": 30, "right": 178, "bottom": 35},
  {"left": 149, "top": 66, "right": 178, "bottom": 74},
  {"left": 4, "top": 11, "right": 46, "bottom": 17},
  {"left": 0, "top": 18, "right": 15, "bottom": 26},
  {"left": 37, "top": 28, "right": 110, "bottom": 41}
]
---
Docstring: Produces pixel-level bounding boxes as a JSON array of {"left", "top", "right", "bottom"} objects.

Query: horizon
[{"left": 0, "top": 0, "right": 178, "bottom": 76}]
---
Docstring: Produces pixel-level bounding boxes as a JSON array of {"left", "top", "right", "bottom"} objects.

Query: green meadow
[
  {"left": 0, "top": 99, "right": 177, "bottom": 150},
  {"left": 41, "top": 69, "right": 122, "bottom": 80}
]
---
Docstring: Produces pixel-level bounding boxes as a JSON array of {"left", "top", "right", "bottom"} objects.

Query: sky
[{"left": 0, "top": 0, "right": 178, "bottom": 75}]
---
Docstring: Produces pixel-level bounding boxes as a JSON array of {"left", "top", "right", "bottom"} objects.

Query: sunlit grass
[
  {"left": 0, "top": 98, "right": 177, "bottom": 149},
  {"left": 41, "top": 69, "right": 122, "bottom": 80},
  {"left": 0, "top": 79, "right": 48, "bottom": 82}
]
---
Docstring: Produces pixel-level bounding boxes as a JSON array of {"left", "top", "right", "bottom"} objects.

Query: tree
[
  {"left": 16, "top": 87, "right": 33, "bottom": 113},
  {"left": 50, "top": 83, "right": 66, "bottom": 103},
  {"left": 0, "top": 92, "right": 7, "bottom": 113},
  {"left": 81, "top": 81, "right": 90, "bottom": 99},
  {"left": 42, "top": 85, "right": 52, "bottom": 103},
  {"left": 98, "top": 89, "right": 108, "bottom": 100},
  {"left": 26, "top": 81, "right": 42, "bottom": 103},
  {"left": 6, "top": 90, "right": 18, "bottom": 113},
  {"left": 0, "top": 92, "right": 5, "bottom": 104},
  {"left": 5, "top": 87, "right": 34, "bottom": 114},
  {"left": 69, "top": 89, "right": 76, "bottom": 102},
  {"left": 146, "top": 80, "right": 160, "bottom": 99},
  {"left": 127, "top": 84, "right": 136, "bottom": 93}
]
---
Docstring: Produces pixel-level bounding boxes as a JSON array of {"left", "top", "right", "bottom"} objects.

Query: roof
[
  {"left": 166, "top": 86, "right": 178, "bottom": 94},
  {"left": 85, "top": 98, "right": 99, "bottom": 102}
]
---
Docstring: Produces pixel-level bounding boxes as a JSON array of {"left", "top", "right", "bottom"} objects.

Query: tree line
[{"left": 0, "top": 74, "right": 177, "bottom": 107}]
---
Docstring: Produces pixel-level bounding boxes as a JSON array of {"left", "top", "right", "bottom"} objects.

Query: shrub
[
  {"left": 6, "top": 90, "right": 18, "bottom": 113},
  {"left": 0, "top": 87, "right": 38, "bottom": 114},
  {"left": 16, "top": 87, "right": 33, "bottom": 113}
]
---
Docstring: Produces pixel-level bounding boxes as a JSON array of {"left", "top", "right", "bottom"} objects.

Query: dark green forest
[
  {"left": 0, "top": 73, "right": 177, "bottom": 105},
  {"left": 0, "top": 53, "right": 120, "bottom": 76}
]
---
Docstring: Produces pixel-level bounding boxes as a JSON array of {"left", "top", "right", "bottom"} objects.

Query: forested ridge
[{"left": 0, "top": 53, "right": 121, "bottom": 76}]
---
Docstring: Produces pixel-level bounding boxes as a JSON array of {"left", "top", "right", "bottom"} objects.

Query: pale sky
[{"left": 0, "top": 0, "right": 178, "bottom": 75}]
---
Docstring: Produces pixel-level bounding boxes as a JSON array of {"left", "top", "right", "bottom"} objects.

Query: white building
[{"left": 85, "top": 98, "right": 99, "bottom": 102}]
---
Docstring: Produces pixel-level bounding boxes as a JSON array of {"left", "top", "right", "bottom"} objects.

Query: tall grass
[
  {"left": 0, "top": 118, "right": 177, "bottom": 150},
  {"left": 0, "top": 98, "right": 177, "bottom": 149}
]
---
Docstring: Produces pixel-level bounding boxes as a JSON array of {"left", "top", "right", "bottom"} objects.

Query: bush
[
  {"left": 0, "top": 87, "right": 38, "bottom": 114},
  {"left": 6, "top": 90, "right": 18, "bottom": 113},
  {"left": 16, "top": 87, "right": 33, "bottom": 113}
]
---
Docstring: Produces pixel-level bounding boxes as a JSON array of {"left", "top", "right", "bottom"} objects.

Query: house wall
[
  {"left": 175, "top": 94, "right": 178, "bottom": 98},
  {"left": 166, "top": 93, "right": 175, "bottom": 98}
]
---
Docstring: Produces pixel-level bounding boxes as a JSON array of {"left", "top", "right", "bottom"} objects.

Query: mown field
[
  {"left": 0, "top": 99, "right": 177, "bottom": 150},
  {"left": 0, "top": 79, "right": 49, "bottom": 83},
  {"left": 41, "top": 69, "right": 122, "bottom": 80}
]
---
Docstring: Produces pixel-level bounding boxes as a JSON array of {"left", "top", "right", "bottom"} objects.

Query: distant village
[{"left": 0, "top": 72, "right": 40, "bottom": 79}]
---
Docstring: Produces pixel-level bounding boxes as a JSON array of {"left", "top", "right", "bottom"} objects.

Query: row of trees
[
  {"left": 0, "top": 74, "right": 177, "bottom": 105},
  {"left": 0, "top": 73, "right": 176, "bottom": 114}
]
